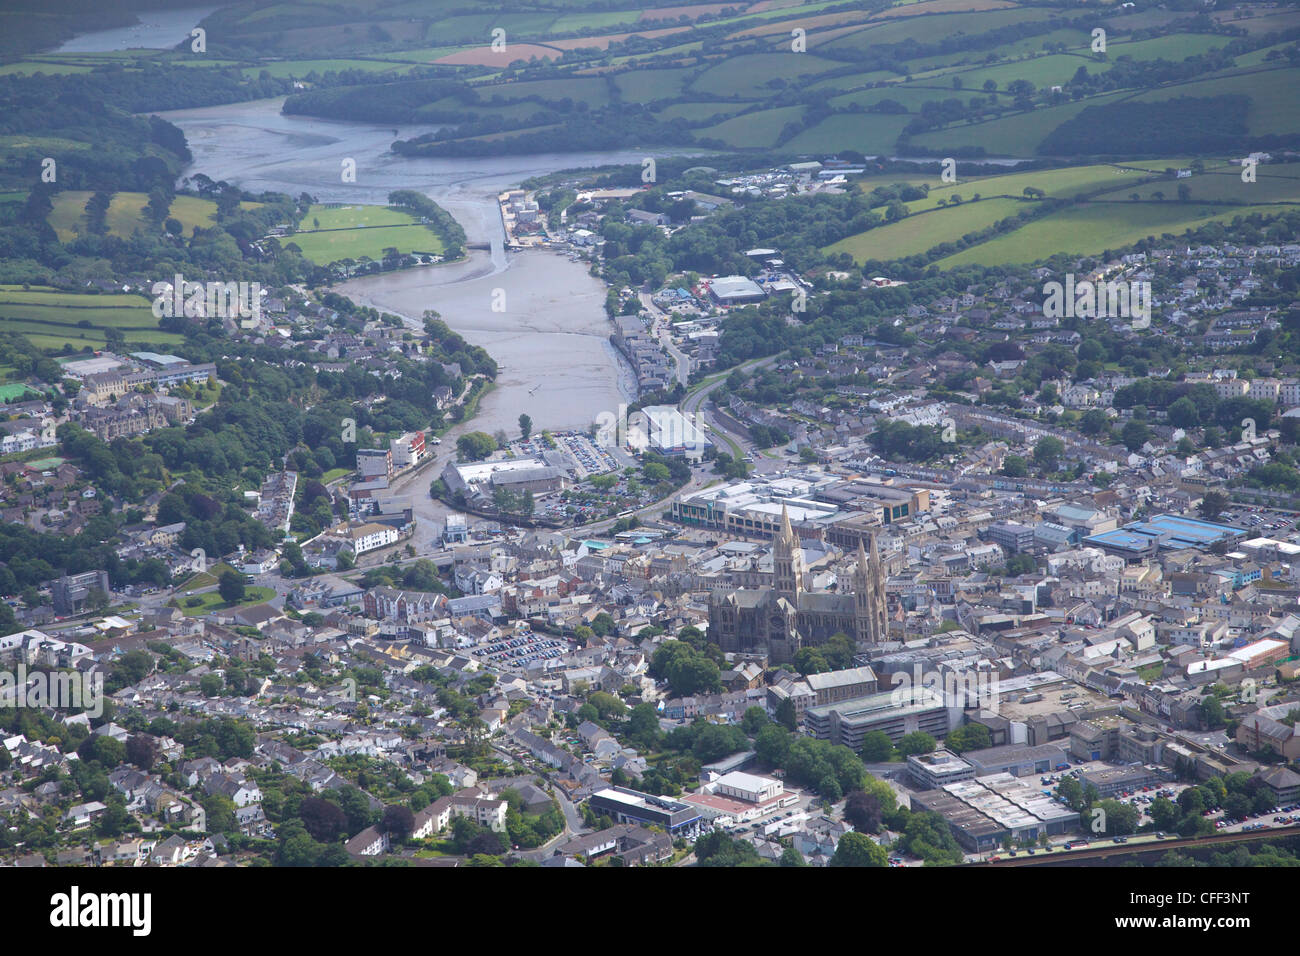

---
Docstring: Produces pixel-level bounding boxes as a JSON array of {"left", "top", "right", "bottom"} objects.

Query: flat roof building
[
  {"left": 803, "top": 686, "right": 952, "bottom": 750},
  {"left": 907, "top": 750, "right": 976, "bottom": 790},
  {"left": 963, "top": 742, "right": 1069, "bottom": 778},
  {"left": 1086, "top": 513, "right": 1245, "bottom": 558},
  {"left": 632, "top": 405, "right": 710, "bottom": 460},
  {"left": 712, "top": 771, "right": 783, "bottom": 805},
  {"left": 708, "top": 275, "right": 766, "bottom": 306},
  {"left": 588, "top": 787, "right": 702, "bottom": 838},
  {"left": 1079, "top": 765, "right": 1163, "bottom": 797}
]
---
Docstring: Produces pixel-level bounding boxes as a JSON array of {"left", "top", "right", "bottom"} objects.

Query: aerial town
[{"left": 3, "top": 1, "right": 1300, "bottom": 898}]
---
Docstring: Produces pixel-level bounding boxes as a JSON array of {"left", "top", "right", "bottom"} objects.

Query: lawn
[
  {"left": 289, "top": 203, "right": 444, "bottom": 264},
  {"left": 825, "top": 196, "right": 1024, "bottom": 262},
  {"left": 174, "top": 586, "right": 277, "bottom": 617}
]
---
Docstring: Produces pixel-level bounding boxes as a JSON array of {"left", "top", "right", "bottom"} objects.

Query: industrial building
[
  {"left": 910, "top": 772, "right": 1080, "bottom": 852},
  {"left": 707, "top": 275, "right": 766, "bottom": 306},
  {"left": 1085, "top": 513, "right": 1246, "bottom": 560},
  {"left": 962, "top": 742, "right": 1070, "bottom": 778}
]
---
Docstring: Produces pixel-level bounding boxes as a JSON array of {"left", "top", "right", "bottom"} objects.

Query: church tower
[
  {"left": 772, "top": 505, "right": 805, "bottom": 599},
  {"left": 854, "top": 534, "right": 887, "bottom": 643}
]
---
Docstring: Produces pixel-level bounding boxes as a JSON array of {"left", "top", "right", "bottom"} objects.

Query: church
[{"left": 707, "top": 505, "right": 888, "bottom": 665}]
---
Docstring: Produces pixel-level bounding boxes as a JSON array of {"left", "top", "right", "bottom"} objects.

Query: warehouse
[{"left": 708, "top": 275, "right": 766, "bottom": 306}]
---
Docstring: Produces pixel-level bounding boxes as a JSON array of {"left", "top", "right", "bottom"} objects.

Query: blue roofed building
[{"left": 1085, "top": 513, "right": 1246, "bottom": 561}]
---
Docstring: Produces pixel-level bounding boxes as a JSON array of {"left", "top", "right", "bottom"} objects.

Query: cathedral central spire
[
  {"left": 773, "top": 504, "right": 804, "bottom": 598},
  {"left": 855, "top": 533, "right": 887, "bottom": 644}
]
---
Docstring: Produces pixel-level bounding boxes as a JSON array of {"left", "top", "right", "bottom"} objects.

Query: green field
[
  {"left": 696, "top": 105, "right": 806, "bottom": 148},
  {"left": 826, "top": 196, "right": 1025, "bottom": 262},
  {"left": 783, "top": 113, "right": 912, "bottom": 153},
  {"left": 241, "top": 58, "right": 419, "bottom": 79},
  {"left": 830, "top": 84, "right": 1006, "bottom": 112},
  {"left": 1232, "top": 42, "right": 1299, "bottom": 69},
  {"left": 551, "top": 10, "right": 641, "bottom": 33},
  {"left": 907, "top": 90, "right": 1128, "bottom": 155},
  {"left": 0, "top": 289, "right": 180, "bottom": 350},
  {"left": 908, "top": 162, "right": 1153, "bottom": 211},
  {"left": 289, "top": 203, "right": 444, "bottom": 264},
  {"left": 1093, "top": 162, "right": 1300, "bottom": 204},
  {"left": 935, "top": 200, "right": 1289, "bottom": 266},
  {"left": 945, "top": 53, "right": 1111, "bottom": 92},
  {"left": 690, "top": 52, "right": 841, "bottom": 98},
  {"left": 820, "top": 7, "right": 1058, "bottom": 55},
  {"left": 1105, "top": 33, "right": 1227, "bottom": 62},
  {"left": 1132, "top": 67, "right": 1300, "bottom": 137},
  {"left": 654, "top": 101, "right": 747, "bottom": 122},
  {"left": 809, "top": 70, "right": 898, "bottom": 93},
  {"left": 0, "top": 61, "right": 95, "bottom": 76},
  {"left": 48, "top": 191, "right": 259, "bottom": 240},
  {"left": 613, "top": 66, "right": 696, "bottom": 102},
  {"left": 481, "top": 75, "right": 612, "bottom": 104}
]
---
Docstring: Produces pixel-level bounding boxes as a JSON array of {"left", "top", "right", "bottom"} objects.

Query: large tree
[
  {"left": 829, "top": 832, "right": 888, "bottom": 867},
  {"left": 218, "top": 570, "right": 247, "bottom": 604},
  {"left": 1197, "top": 491, "right": 1229, "bottom": 522},
  {"left": 381, "top": 804, "right": 416, "bottom": 841}
]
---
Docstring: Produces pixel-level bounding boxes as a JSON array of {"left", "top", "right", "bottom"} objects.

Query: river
[
  {"left": 158, "top": 97, "right": 648, "bottom": 437},
  {"left": 147, "top": 96, "right": 677, "bottom": 549},
  {"left": 54, "top": 6, "right": 222, "bottom": 53}
]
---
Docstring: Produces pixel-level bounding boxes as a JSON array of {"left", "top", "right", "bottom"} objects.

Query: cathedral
[{"left": 707, "top": 505, "right": 888, "bottom": 665}]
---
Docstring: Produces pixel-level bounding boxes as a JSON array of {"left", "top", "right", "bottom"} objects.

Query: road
[
  {"left": 637, "top": 290, "right": 690, "bottom": 387},
  {"left": 489, "top": 739, "right": 589, "bottom": 862},
  {"left": 682, "top": 354, "right": 784, "bottom": 473}
]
